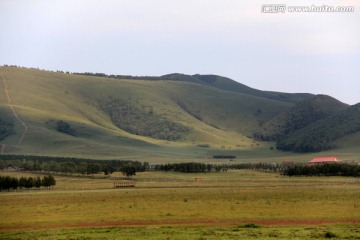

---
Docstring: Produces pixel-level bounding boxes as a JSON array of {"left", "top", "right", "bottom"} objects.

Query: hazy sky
[{"left": 1, "top": 0, "right": 359, "bottom": 104}]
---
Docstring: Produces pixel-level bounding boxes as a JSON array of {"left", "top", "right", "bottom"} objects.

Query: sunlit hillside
[{"left": 0, "top": 66, "right": 358, "bottom": 163}]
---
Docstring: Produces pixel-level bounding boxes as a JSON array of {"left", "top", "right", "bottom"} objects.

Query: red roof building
[{"left": 308, "top": 156, "right": 341, "bottom": 164}]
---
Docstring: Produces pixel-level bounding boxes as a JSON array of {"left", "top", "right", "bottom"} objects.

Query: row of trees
[
  {"left": 282, "top": 163, "right": 360, "bottom": 177},
  {"left": 1, "top": 65, "right": 168, "bottom": 81},
  {"left": 73, "top": 72, "right": 167, "bottom": 81},
  {"left": 155, "top": 162, "right": 226, "bottom": 173},
  {"left": 227, "top": 163, "right": 283, "bottom": 172},
  {"left": 0, "top": 155, "right": 148, "bottom": 176},
  {"left": 155, "top": 162, "right": 360, "bottom": 177},
  {"left": 0, "top": 175, "right": 56, "bottom": 191}
]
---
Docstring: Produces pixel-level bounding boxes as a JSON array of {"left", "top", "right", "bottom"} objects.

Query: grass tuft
[
  {"left": 324, "top": 231, "right": 337, "bottom": 238},
  {"left": 238, "top": 223, "right": 261, "bottom": 228}
]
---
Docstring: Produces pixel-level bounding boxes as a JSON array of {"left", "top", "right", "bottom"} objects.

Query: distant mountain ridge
[
  {"left": 162, "top": 73, "right": 314, "bottom": 103},
  {"left": 72, "top": 71, "right": 314, "bottom": 103}
]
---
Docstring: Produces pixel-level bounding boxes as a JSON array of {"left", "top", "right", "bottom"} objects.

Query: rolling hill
[
  {"left": 254, "top": 95, "right": 349, "bottom": 141},
  {"left": 0, "top": 66, "right": 359, "bottom": 162},
  {"left": 162, "top": 73, "right": 313, "bottom": 103},
  {"left": 254, "top": 94, "right": 360, "bottom": 153},
  {"left": 276, "top": 103, "right": 360, "bottom": 152}
]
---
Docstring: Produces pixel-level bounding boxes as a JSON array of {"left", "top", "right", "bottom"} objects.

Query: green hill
[
  {"left": 253, "top": 94, "right": 359, "bottom": 153},
  {"left": 254, "top": 95, "right": 349, "bottom": 141},
  {"left": 163, "top": 73, "right": 313, "bottom": 103},
  {"left": 276, "top": 103, "right": 360, "bottom": 152},
  {"left": 0, "top": 66, "right": 292, "bottom": 160},
  {"left": 0, "top": 66, "right": 358, "bottom": 162}
]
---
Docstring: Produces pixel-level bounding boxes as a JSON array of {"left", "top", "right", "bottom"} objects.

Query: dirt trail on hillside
[{"left": 1, "top": 72, "right": 28, "bottom": 152}]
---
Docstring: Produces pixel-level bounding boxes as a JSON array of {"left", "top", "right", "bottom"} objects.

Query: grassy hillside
[
  {"left": 163, "top": 73, "right": 314, "bottom": 103},
  {"left": 0, "top": 66, "right": 358, "bottom": 162},
  {"left": 0, "top": 66, "right": 293, "bottom": 160},
  {"left": 253, "top": 95, "right": 360, "bottom": 153},
  {"left": 276, "top": 103, "right": 360, "bottom": 152},
  {"left": 254, "top": 95, "right": 349, "bottom": 141}
]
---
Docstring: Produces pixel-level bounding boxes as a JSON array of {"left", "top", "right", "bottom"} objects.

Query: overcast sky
[{"left": 1, "top": 0, "right": 359, "bottom": 104}]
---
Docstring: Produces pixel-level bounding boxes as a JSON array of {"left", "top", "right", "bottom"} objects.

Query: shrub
[
  {"left": 324, "top": 231, "right": 336, "bottom": 238},
  {"left": 239, "top": 223, "right": 261, "bottom": 228}
]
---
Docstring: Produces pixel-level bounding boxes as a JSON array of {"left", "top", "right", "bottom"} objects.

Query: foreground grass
[
  {"left": 0, "top": 170, "right": 359, "bottom": 239},
  {"left": 1, "top": 187, "right": 359, "bottom": 229},
  {"left": 1, "top": 224, "right": 360, "bottom": 240}
]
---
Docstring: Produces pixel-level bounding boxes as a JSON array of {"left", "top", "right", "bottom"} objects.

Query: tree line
[
  {"left": 0, "top": 155, "right": 148, "bottom": 176},
  {"left": 155, "top": 162, "right": 226, "bottom": 173},
  {"left": 1, "top": 154, "right": 359, "bottom": 177},
  {"left": 282, "top": 163, "right": 360, "bottom": 177},
  {"left": 227, "top": 162, "right": 283, "bottom": 172},
  {"left": 1, "top": 65, "right": 169, "bottom": 81},
  {"left": 0, "top": 175, "right": 56, "bottom": 191},
  {"left": 73, "top": 72, "right": 167, "bottom": 81}
]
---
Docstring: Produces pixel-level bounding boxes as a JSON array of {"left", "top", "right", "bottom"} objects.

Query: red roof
[{"left": 309, "top": 156, "right": 340, "bottom": 163}]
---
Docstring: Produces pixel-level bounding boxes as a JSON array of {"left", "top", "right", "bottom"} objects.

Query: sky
[{"left": 1, "top": 0, "right": 359, "bottom": 104}]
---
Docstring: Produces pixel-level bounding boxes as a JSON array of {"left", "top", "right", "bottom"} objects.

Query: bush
[
  {"left": 197, "top": 144, "right": 210, "bottom": 148},
  {"left": 239, "top": 223, "right": 261, "bottom": 228},
  {"left": 324, "top": 231, "right": 336, "bottom": 238}
]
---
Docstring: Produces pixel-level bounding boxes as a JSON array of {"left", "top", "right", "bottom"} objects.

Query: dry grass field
[{"left": 0, "top": 170, "right": 360, "bottom": 239}]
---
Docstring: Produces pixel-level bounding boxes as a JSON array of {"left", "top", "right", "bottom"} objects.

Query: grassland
[{"left": 0, "top": 170, "right": 359, "bottom": 239}]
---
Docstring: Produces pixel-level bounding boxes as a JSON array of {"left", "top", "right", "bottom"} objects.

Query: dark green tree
[
  {"left": 121, "top": 165, "right": 136, "bottom": 178},
  {"left": 19, "top": 176, "right": 27, "bottom": 188},
  {"left": 25, "top": 177, "right": 34, "bottom": 188},
  {"left": 86, "top": 163, "right": 100, "bottom": 175},
  {"left": 102, "top": 164, "right": 114, "bottom": 176},
  {"left": 34, "top": 176, "right": 42, "bottom": 188},
  {"left": 42, "top": 175, "right": 56, "bottom": 188}
]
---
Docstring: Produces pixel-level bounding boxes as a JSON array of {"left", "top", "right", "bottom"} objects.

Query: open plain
[{"left": 1, "top": 170, "right": 359, "bottom": 239}]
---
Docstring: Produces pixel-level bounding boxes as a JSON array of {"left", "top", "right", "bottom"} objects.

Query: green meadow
[{"left": 1, "top": 170, "right": 359, "bottom": 239}]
